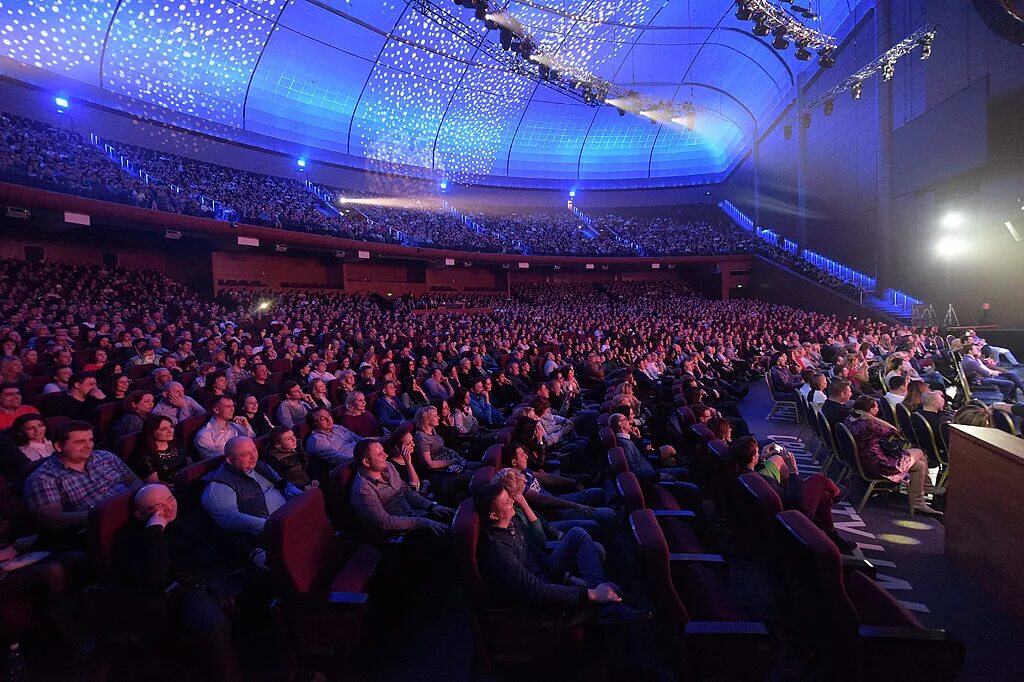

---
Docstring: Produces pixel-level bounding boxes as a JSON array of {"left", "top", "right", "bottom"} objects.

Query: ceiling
[{"left": 0, "top": 0, "right": 865, "bottom": 187}]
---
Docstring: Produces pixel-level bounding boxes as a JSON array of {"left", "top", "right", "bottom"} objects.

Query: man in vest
[{"left": 201, "top": 436, "right": 304, "bottom": 543}]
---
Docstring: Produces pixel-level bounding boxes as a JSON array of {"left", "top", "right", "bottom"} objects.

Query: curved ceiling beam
[
  {"left": 241, "top": 2, "right": 294, "bottom": 130},
  {"left": 97, "top": 0, "right": 128, "bottom": 91}
]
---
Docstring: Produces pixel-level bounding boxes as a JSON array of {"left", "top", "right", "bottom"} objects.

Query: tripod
[
  {"left": 913, "top": 304, "right": 937, "bottom": 327},
  {"left": 943, "top": 303, "right": 960, "bottom": 329}
]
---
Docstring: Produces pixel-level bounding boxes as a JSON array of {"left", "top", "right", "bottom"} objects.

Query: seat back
[
  {"left": 174, "top": 413, "right": 209, "bottom": 461},
  {"left": 876, "top": 398, "right": 897, "bottom": 427},
  {"left": 894, "top": 402, "right": 915, "bottom": 442},
  {"left": 261, "top": 394, "right": 285, "bottom": 420},
  {"left": 816, "top": 410, "right": 838, "bottom": 458},
  {"left": 470, "top": 466, "right": 496, "bottom": 495},
  {"left": 991, "top": 409, "right": 1017, "bottom": 436},
  {"left": 264, "top": 489, "right": 335, "bottom": 595},
  {"left": 481, "top": 444, "right": 504, "bottom": 469},
  {"left": 911, "top": 412, "right": 946, "bottom": 467},
  {"left": 607, "top": 446, "right": 628, "bottom": 475},
  {"left": 736, "top": 472, "right": 783, "bottom": 544},
  {"left": 325, "top": 461, "right": 360, "bottom": 532},
  {"left": 171, "top": 455, "right": 225, "bottom": 510},
  {"left": 598, "top": 426, "right": 616, "bottom": 450},
  {"left": 114, "top": 432, "right": 141, "bottom": 462},
  {"left": 629, "top": 509, "right": 689, "bottom": 626},
  {"left": 834, "top": 423, "right": 874, "bottom": 484},
  {"left": 87, "top": 490, "right": 135, "bottom": 582},
  {"left": 38, "top": 393, "right": 68, "bottom": 418},
  {"left": 677, "top": 406, "right": 696, "bottom": 429},
  {"left": 127, "top": 364, "right": 156, "bottom": 380},
  {"left": 92, "top": 401, "right": 123, "bottom": 445},
  {"left": 615, "top": 472, "right": 646, "bottom": 514},
  {"left": 453, "top": 498, "right": 488, "bottom": 603}
]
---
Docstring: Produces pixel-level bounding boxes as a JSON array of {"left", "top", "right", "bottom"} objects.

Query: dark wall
[{"left": 749, "top": 257, "right": 893, "bottom": 323}]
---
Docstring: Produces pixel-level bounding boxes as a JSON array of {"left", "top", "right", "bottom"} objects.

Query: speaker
[{"left": 971, "top": 0, "right": 1024, "bottom": 45}]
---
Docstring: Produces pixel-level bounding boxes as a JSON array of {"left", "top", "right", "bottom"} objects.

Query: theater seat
[
  {"left": 630, "top": 508, "right": 774, "bottom": 680},
  {"left": 452, "top": 498, "right": 585, "bottom": 676},
  {"left": 607, "top": 447, "right": 699, "bottom": 512},
  {"left": 264, "top": 488, "right": 380, "bottom": 672},
  {"left": 324, "top": 461, "right": 359, "bottom": 533},
  {"left": 616, "top": 473, "right": 704, "bottom": 554},
  {"left": 773, "top": 510, "right": 964, "bottom": 680},
  {"left": 734, "top": 472, "right": 783, "bottom": 554}
]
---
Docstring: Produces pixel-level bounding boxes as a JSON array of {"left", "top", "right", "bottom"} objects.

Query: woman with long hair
[
  {"left": 382, "top": 423, "right": 422, "bottom": 492},
  {"left": 111, "top": 390, "right": 155, "bottom": 440},
  {"left": 238, "top": 394, "right": 274, "bottom": 437},
  {"left": 129, "top": 414, "right": 189, "bottom": 484},
  {"left": 2, "top": 414, "right": 53, "bottom": 482},
  {"left": 308, "top": 378, "right": 332, "bottom": 411},
  {"left": 338, "top": 391, "right": 382, "bottom": 437}
]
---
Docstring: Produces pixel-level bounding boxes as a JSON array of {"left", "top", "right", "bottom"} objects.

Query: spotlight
[
  {"left": 794, "top": 42, "right": 811, "bottom": 60},
  {"left": 296, "top": 158, "right": 306, "bottom": 169},
  {"left": 54, "top": 96, "right": 69, "bottom": 113},
  {"left": 684, "top": 111, "right": 696, "bottom": 131},
  {"left": 500, "top": 27, "right": 512, "bottom": 50},
  {"left": 475, "top": 4, "right": 487, "bottom": 21},
  {"left": 941, "top": 212, "right": 963, "bottom": 229},
  {"left": 752, "top": 16, "right": 770, "bottom": 36},
  {"left": 801, "top": 112, "right": 811, "bottom": 129},
  {"left": 616, "top": 107, "right": 625, "bottom": 117},
  {"left": 823, "top": 99, "right": 834, "bottom": 116},
  {"left": 920, "top": 37, "right": 933, "bottom": 59},
  {"left": 935, "top": 236, "right": 965, "bottom": 258},
  {"left": 882, "top": 61, "right": 894, "bottom": 81},
  {"left": 735, "top": 1, "right": 752, "bottom": 21},
  {"left": 818, "top": 50, "right": 836, "bottom": 68},
  {"left": 258, "top": 301, "right": 271, "bottom": 311},
  {"left": 569, "top": 190, "right": 576, "bottom": 198},
  {"left": 772, "top": 27, "right": 789, "bottom": 50},
  {"left": 333, "top": 250, "right": 346, "bottom": 258},
  {"left": 440, "top": 180, "right": 448, "bottom": 191},
  {"left": 539, "top": 64, "right": 550, "bottom": 81},
  {"left": 485, "top": 19, "right": 497, "bottom": 30},
  {"left": 274, "top": 243, "right": 288, "bottom": 253},
  {"left": 1005, "top": 221, "right": 1022, "bottom": 242},
  {"left": 783, "top": 124, "right": 792, "bottom": 140},
  {"left": 851, "top": 82, "right": 862, "bottom": 100}
]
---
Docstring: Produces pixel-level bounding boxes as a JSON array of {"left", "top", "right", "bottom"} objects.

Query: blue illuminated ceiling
[{"left": 0, "top": 0, "right": 865, "bottom": 187}]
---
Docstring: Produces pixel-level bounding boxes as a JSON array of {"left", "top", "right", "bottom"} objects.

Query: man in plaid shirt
[{"left": 24, "top": 420, "right": 142, "bottom": 530}]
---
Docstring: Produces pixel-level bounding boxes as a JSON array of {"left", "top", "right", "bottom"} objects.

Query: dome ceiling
[{"left": 0, "top": 0, "right": 863, "bottom": 187}]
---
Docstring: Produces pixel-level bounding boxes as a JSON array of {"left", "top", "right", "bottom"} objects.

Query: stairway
[{"left": 861, "top": 291, "right": 917, "bottom": 324}]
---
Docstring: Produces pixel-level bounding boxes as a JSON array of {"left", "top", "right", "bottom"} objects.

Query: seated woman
[
  {"left": 307, "top": 378, "right": 332, "bottom": 412},
  {"left": 338, "top": 391, "right": 383, "bottom": 437},
  {"left": 398, "top": 365, "right": 430, "bottom": 414},
  {"left": 2, "top": 414, "right": 54, "bottom": 483},
  {"left": 129, "top": 414, "right": 190, "bottom": 484},
  {"left": 843, "top": 395, "right": 944, "bottom": 516},
  {"left": 195, "top": 370, "right": 230, "bottom": 409},
  {"left": 731, "top": 435, "right": 854, "bottom": 551},
  {"left": 261, "top": 425, "right": 312, "bottom": 489},
  {"left": 382, "top": 424, "right": 423, "bottom": 493},
  {"left": 412, "top": 405, "right": 476, "bottom": 503},
  {"left": 451, "top": 388, "right": 482, "bottom": 438},
  {"left": 111, "top": 390, "right": 156, "bottom": 440},
  {"left": 237, "top": 394, "right": 274, "bottom": 437}
]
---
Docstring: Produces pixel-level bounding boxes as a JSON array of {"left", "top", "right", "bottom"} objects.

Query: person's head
[
  {"left": 505, "top": 442, "right": 529, "bottom": 471},
  {"left": 281, "top": 380, "right": 303, "bottom": 401},
  {"left": 474, "top": 481, "right": 515, "bottom": 526},
  {"left": 54, "top": 365, "right": 74, "bottom": 387},
  {"left": 69, "top": 372, "right": 97, "bottom": 399},
  {"left": 920, "top": 390, "right": 945, "bottom": 412},
  {"left": 383, "top": 424, "right": 413, "bottom": 458},
  {"left": 141, "top": 414, "right": 175, "bottom": 451},
  {"left": 163, "top": 381, "right": 185, "bottom": 401},
  {"left": 511, "top": 415, "right": 542, "bottom": 446},
  {"left": 310, "top": 378, "right": 327, "bottom": 396},
  {"left": 904, "top": 379, "right": 928, "bottom": 408},
  {"left": 381, "top": 380, "right": 398, "bottom": 398},
  {"left": 609, "top": 412, "right": 629, "bottom": 434},
  {"left": 211, "top": 395, "right": 235, "bottom": 421},
  {"left": 453, "top": 387, "right": 471, "bottom": 410},
  {"left": 952, "top": 405, "right": 992, "bottom": 427},
  {"left": 345, "top": 391, "right": 366, "bottom": 414},
  {"left": 356, "top": 439, "right": 388, "bottom": 473},
  {"left": 208, "top": 371, "right": 228, "bottom": 392},
  {"left": 966, "top": 343, "right": 981, "bottom": 358},
  {"left": 225, "top": 436, "right": 258, "bottom": 473},
  {"left": 827, "top": 379, "right": 852, "bottom": 403},
  {"left": 852, "top": 395, "right": 877, "bottom": 414},
  {"left": 133, "top": 484, "right": 178, "bottom": 525},
  {"left": 692, "top": 404, "right": 714, "bottom": 423},
  {"left": 415, "top": 405, "right": 439, "bottom": 430},
  {"left": 253, "top": 363, "right": 269, "bottom": 381},
  {"left": 53, "top": 420, "right": 95, "bottom": 465},
  {"left": 771, "top": 352, "right": 787, "bottom": 368},
  {"left": 707, "top": 415, "right": 732, "bottom": 442},
  {"left": 887, "top": 375, "right": 906, "bottom": 394},
  {"left": 470, "top": 379, "right": 485, "bottom": 396},
  {"left": 11, "top": 413, "right": 46, "bottom": 446},
  {"left": 494, "top": 467, "right": 527, "bottom": 498},
  {"left": 800, "top": 368, "right": 815, "bottom": 385},
  {"left": 811, "top": 373, "right": 827, "bottom": 392},
  {"left": 0, "top": 382, "right": 21, "bottom": 411},
  {"left": 310, "top": 408, "right": 333, "bottom": 432},
  {"left": 730, "top": 436, "right": 759, "bottom": 470},
  {"left": 268, "top": 424, "right": 298, "bottom": 452},
  {"left": 124, "top": 390, "right": 155, "bottom": 416},
  {"left": 241, "top": 394, "right": 259, "bottom": 415}
]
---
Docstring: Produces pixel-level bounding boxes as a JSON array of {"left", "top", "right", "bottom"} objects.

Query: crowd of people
[
  {"left": 466, "top": 210, "right": 635, "bottom": 256},
  {"left": 591, "top": 210, "right": 745, "bottom": 256},
  {"left": 0, "top": 254, "right": 1002, "bottom": 678}
]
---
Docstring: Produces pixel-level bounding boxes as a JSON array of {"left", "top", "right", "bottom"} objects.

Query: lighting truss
[
  {"left": 779, "top": 24, "right": 936, "bottom": 129},
  {"left": 741, "top": 1, "right": 838, "bottom": 55},
  {"left": 408, "top": 0, "right": 709, "bottom": 126}
]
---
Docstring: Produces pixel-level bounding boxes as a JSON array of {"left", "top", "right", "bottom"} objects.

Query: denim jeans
[{"left": 548, "top": 526, "right": 607, "bottom": 588}]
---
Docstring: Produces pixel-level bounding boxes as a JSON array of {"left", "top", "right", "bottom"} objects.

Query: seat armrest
[
  {"left": 328, "top": 591, "right": 370, "bottom": 606},
  {"left": 858, "top": 626, "right": 959, "bottom": 642},
  {"left": 685, "top": 621, "right": 768, "bottom": 636},
  {"left": 855, "top": 627, "right": 965, "bottom": 677},
  {"left": 842, "top": 556, "right": 876, "bottom": 580},
  {"left": 653, "top": 510, "right": 696, "bottom": 518},
  {"left": 669, "top": 553, "right": 726, "bottom": 565}
]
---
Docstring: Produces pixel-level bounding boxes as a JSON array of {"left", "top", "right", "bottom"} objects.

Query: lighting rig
[
  {"left": 777, "top": 24, "right": 936, "bottom": 133},
  {"left": 734, "top": 0, "right": 838, "bottom": 65},
  {"left": 409, "top": 0, "right": 710, "bottom": 129}
]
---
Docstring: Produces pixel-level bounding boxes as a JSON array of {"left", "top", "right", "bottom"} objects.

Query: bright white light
[
  {"left": 1005, "top": 221, "right": 1021, "bottom": 242},
  {"left": 941, "top": 212, "right": 964, "bottom": 229},
  {"left": 296, "top": 158, "right": 306, "bottom": 168},
  {"left": 935, "top": 236, "right": 965, "bottom": 258},
  {"left": 338, "top": 197, "right": 348, "bottom": 205},
  {"left": 257, "top": 301, "right": 270, "bottom": 311},
  {"left": 54, "top": 96, "right": 69, "bottom": 109},
  {"left": 569, "top": 190, "right": 576, "bottom": 198},
  {"left": 440, "top": 180, "right": 448, "bottom": 191}
]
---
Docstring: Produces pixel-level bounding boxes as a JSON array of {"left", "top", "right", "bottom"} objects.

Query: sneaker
[{"left": 911, "top": 504, "right": 944, "bottom": 516}]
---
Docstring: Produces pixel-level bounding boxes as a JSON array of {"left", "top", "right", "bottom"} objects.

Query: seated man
[
  {"left": 201, "top": 436, "right": 302, "bottom": 542},
  {"left": 916, "top": 390, "right": 950, "bottom": 454},
  {"left": 372, "top": 380, "right": 407, "bottom": 431},
  {"left": 469, "top": 379, "right": 503, "bottom": 427},
  {"left": 152, "top": 382, "right": 207, "bottom": 424},
  {"left": 610, "top": 412, "right": 686, "bottom": 482},
  {"left": 39, "top": 372, "right": 105, "bottom": 421},
  {"left": 0, "top": 383, "right": 38, "bottom": 431},
  {"left": 118, "top": 484, "right": 245, "bottom": 682},
  {"left": 195, "top": 395, "right": 255, "bottom": 460},
  {"left": 769, "top": 352, "right": 802, "bottom": 396},
  {"left": 24, "top": 420, "right": 143, "bottom": 531},
  {"left": 474, "top": 482, "right": 647, "bottom": 619},
  {"left": 821, "top": 379, "right": 854, "bottom": 431},
  {"left": 962, "top": 343, "right": 1023, "bottom": 403},
  {"left": 350, "top": 439, "right": 453, "bottom": 540},
  {"left": 883, "top": 375, "right": 907, "bottom": 408},
  {"left": 305, "top": 409, "right": 361, "bottom": 471},
  {"left": 236, "top": 363, "right": 274, "bottom": 402},
  {"left": 275, "top": 380, "right": 312, "bottom": 428}
]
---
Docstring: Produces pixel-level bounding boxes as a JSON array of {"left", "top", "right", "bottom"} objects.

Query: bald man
[
  {"left": 200, "top": 436, "right": 303, "bottom": 539},
  {"left": 151, "top": 381, "right": 206, "bottom": 424},
  {"left": 121, "top": 484, "right": 244, "bottom": 682}
]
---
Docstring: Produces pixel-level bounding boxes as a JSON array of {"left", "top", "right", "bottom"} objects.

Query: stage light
[
  {"left": 882, "top": 61, "right": 895, "bottom": 81},
  {"left": 935, "top": 236, "right": 964, "bottom": 258},
  {"left": 783, "top": 124, "right": 792, "bottom": 140},
  {"left": 852, "top": 82, "right": 862, "bottom": 100},
  {"left": 823, "top": 99, "right": 834, "bottom": 116},
  {"left": 818, "top": 51, "right": 836, "bottom": 68},
  {"left": 54, "top": 96, "right": 69, "bottom": 112},
  {"left": 794, "top": 43, "right": 811, "bottom": 60},
  {"left": 257, "top": 301, "right": 271, "bottom": 311},
  {"left": 616, "top": 107, "right": 625, "bottom": 117},
  {"left": 736, "top": 6, "right": 753, "bottom": 21},
  {"left": 440, "top": 180, "right": 448, "bottom": 191},
  {"left": 475, "top": 4, "right": 487, "bottom": 21},
  {"left": 569, "top": 190, "right": 576, "bottom": 198},
  {"left": 275, "top": 243, "right": 288, "bottom": 253},
  {"left": 772, "top": 27, "right": 789, "bottom": 50},
  {"left": 500, "top": 28, "right": 512, "bottom": 50},
  {"left": 801, "top": 112, "right": 811, "bottom": 129},
  {"left": 684, "top": 111, "right": 696, "bottom": 131},
  {"left": 941, "top": 212, "right": 963, "bottom": 229},
  {"left": 919, "top": 36, "right": 933, "bottom": 59},
  {"left": 296, "top": 158, "right": 306, "bottom": 169},
  {"left": 752, "top": 16, "right": 770, "bottom": 36}
]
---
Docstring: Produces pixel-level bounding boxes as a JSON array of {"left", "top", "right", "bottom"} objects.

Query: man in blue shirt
[{"left": 469, "top": 379, "right": 502, "bottom": 427}]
